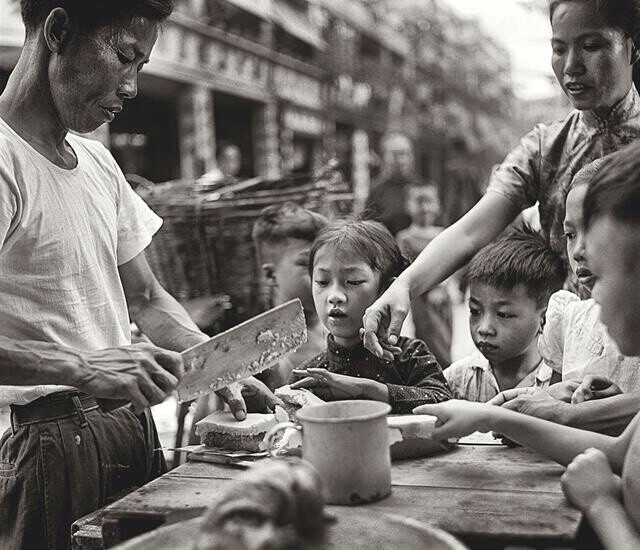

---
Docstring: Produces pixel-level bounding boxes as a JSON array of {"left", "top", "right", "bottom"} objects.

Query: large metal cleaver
[{"left": 176, "top": 298, "right": 307, "bottom": 402}]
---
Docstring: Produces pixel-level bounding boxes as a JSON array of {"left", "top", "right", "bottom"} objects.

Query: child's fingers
[{"left": 290, "top": 376, "right": 320, "bottom": 389}]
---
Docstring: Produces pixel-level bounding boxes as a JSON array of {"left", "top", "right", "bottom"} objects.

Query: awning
[
  {"left": 321, "top": 0, "right": 409, "bottom": 57},
  {"left": 271, "top": 2, "right": 326, "bottom": 50},
  {"left": 223, "top": 0, "right": 271, "bottom": 20}
]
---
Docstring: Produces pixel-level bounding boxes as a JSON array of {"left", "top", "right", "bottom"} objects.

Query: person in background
[
  {"left": 198, "top": 142, "right": 242, "bottom": 185},
  {"left": 365, "top": 132, "right": 421, "bottom": 235},
  {"left": 396, "top": 180, "right": 453, "bottom": 367},
  {"left": 0, "top": 2, "right": 273, "bottom": 547},
  {"left": 187, "top": 203, "right": 328, "bottom": 444},
  {"left": 252, "top": 203, "right": 329, "bottom": 389},
  {"left": 217, "top": 142, "right": 242, "bottom": 182},
  {"left": 291, "top": 220, "right": 452, "bottom": 413},
  {"left": 415, "top": 142, "right": 640, "bottom": 549},
  {"left": 363, "top": 0, "right": 640, "bottom": 362},
  {"left": 445, "top": 225, "right": 565, "bottom": 402}
]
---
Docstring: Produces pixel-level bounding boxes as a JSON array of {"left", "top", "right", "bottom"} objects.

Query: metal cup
[{"left": 265, "top": 400, "right": 392, "bottom": 505}]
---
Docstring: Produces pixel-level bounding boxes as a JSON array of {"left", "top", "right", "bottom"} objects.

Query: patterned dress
[
  {"left": 487, "top": 86, "right": 640, "bottom": 257},
  {"left": 295, "top": 335, "right": 452, "bottom": 414}
]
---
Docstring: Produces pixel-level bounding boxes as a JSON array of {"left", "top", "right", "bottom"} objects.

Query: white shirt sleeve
[
  {"left": 538, "top": 290, "right": 580, "bottom": 374},
  {"left": 112, "top": 165, "right": 163, "bottom": 265}
]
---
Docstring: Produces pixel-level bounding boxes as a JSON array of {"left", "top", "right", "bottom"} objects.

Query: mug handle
[{"left": 264, "top": 421, "right": 301, "bottom": 457}]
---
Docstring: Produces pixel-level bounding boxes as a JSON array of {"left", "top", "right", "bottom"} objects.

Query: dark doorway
[{"left": 213, "top": 91, "right": 258, "bottom": 178}]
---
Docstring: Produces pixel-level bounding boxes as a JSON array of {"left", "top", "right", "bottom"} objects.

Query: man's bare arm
[
  {"left": 119, "top": 252, "right": 208, "bottom": 351},
  {"left": 0, "top": 336, "right": 182, "bottom": 411}
]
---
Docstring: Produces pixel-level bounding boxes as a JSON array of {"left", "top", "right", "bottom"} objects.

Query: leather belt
[{"left": 10, "top": 391, "right": 99, "bottom": 432}]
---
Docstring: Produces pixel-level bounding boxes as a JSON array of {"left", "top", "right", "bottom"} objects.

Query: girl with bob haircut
[{"left": 290, "top": 219, "right": 452, "bottom": 413}]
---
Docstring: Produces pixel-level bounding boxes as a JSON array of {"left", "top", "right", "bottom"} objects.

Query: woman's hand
[
  {"left": 571, "top": 375, "right": 623, "bottom": 404},
  {"left": 561, "top": 448, "right": 621, "bottom": 512},
  {"left": 290, "top": 368, "right": 376, "bottom": 401},
  {"left": 412, "top": 400, "right": 492, "bottom": 440},
  {"left": 362, "top": 279, "right": 412, "bottom": 360}
]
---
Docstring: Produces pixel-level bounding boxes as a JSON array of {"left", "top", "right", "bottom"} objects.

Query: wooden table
[{"left": 100, "top": 443, "right": 582, "bottom": 549}]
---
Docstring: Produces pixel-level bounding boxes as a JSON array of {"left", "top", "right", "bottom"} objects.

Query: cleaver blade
[{"left": 177, "top": 298, "right": 307, "bottom": 402}]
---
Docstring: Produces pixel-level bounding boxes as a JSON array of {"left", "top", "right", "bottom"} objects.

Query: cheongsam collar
[{"left": 580, "top": 85, "right": 640, "bottom": 130}]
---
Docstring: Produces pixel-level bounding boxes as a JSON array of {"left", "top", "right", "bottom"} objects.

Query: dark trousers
[{"left": 0, "top": 392, "right": 166, "bottom": 550}]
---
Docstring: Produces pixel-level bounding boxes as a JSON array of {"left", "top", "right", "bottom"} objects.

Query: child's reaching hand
[
  {"left": 561, "top": 448, "right": 621, "bottom": 512},
  {"left": 413, "top": 400, "right": 491, "bottom": 440},
  {"left": 290, "top": 368, "right": 391, "bottom": 403}
]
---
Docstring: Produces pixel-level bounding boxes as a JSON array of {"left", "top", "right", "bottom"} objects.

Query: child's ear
[{"left": 261, "top": 263, "right": 276, "bottom": 284}]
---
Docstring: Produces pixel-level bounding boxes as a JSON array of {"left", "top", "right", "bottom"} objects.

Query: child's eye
[
  {"left": 314, "top": 280, "right": 329, "bottom": 287},
  {"left": 468, "top": 306, "right": 480, "bottom": 316},
  {"left": 564, "top": 231, "right": 575, "bottom": 241},
  {"left": 347, "top": 280, "right": 365, "bottom": 286},
  {"left": 497, "top": 312, "right": 514, "bottom": 319}
]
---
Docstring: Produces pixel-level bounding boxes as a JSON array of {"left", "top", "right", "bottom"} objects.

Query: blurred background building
[{"left": 0, "top": 0, "right": 566, "bottom": 205}]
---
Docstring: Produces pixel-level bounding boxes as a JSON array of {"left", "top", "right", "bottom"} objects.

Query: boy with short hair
[
  {"left": 416, "top": 143, "right": 640, "bottom": 548},
  {"left": 445, "top": 225, "right": 565, "bottom": 401},
  {"left": 252, "top": 202, "right": 328, "bottom": 388},
  {"left": 396, "top": 181, "right": 453, "bottom": 367}
]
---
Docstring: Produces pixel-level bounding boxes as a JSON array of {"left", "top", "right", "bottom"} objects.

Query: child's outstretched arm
[
  {"left": 562, "top": 448, "right": 640, "bottom": 550},
  {"left": 414, "top": 400, "right": 638, "bottom": 473}
]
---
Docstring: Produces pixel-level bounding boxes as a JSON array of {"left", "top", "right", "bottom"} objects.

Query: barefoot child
[
  {"left": 291, "top": 220, "right": 452, "bottom": 413},
  {"left": 445, "top": 225, "right": 565, "bottom": 402},
  {"left": 416, "top": 143, "right": 640, "bottom": 549}
]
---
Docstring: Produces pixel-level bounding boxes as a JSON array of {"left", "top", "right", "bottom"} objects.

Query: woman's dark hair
[
  {"left": 584, "top": 141, "right": 640, "bottom": 230},
  {"left": 549, "top": 0, "right": 640, "bottom": 90},
  {"left": 309, "top": 219, "right": 410, "bottom": 289},
  {"left": 20, "top": 0, "right": 174, "bottom": 33}
]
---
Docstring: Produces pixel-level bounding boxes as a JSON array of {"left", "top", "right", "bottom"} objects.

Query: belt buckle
[{"left": 71, "top": 395, "right": 88, "bottom": 427}]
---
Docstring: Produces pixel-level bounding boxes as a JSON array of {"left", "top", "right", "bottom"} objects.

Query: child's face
[
  {"left": 311, "top": 245, "right": 381, "bottom": 348},
  {"left": 260, "top": 238, "right": 315, "bottom": 317},
  {"left": 587, "top": 217, "right": 640, "bottom": 356},
  {"left": 468, "top": 282, "right": 544, "bottom": 365},
  {"left": 564, "top": 184, "right": 595, "bottom": 290},
  {"left": 406, "top": 186, "right": 440, "bottom": 227}
]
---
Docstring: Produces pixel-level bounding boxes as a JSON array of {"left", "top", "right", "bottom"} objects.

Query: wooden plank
[
  {"left": 101, "top": 445, "right": 582, "bottom": 547},
  {"left": 102, "top": 476, "right": 580, "bottom": 546},
  {"left": 169, "top": 446, "right": 566, "bottom": 493}
]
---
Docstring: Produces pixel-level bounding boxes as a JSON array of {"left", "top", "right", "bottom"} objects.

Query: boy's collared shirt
[
  {"left": 296, "top": 334, "right": 452, "bottom": 413},
  {"left": 445, "top": 350, "right": 553, "bottom": 403}
]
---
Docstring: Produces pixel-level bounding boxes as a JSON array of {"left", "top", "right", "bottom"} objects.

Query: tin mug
[{"left": 265, "top": 400, "right": 392, "bottom": 505}]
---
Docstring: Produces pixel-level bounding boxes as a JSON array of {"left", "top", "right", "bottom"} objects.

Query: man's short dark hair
[
  {"left": 20, "top": 0, "right": 174, "bottom": 33},
  {"left": 584, "top": 142, "right": 640, "bottom": 230},
  {"left": 466, "top": 224, "right": 566, "bottom": 308},
  {"left": 252, "top": 202, "right": 328, "bottom": 246}
]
